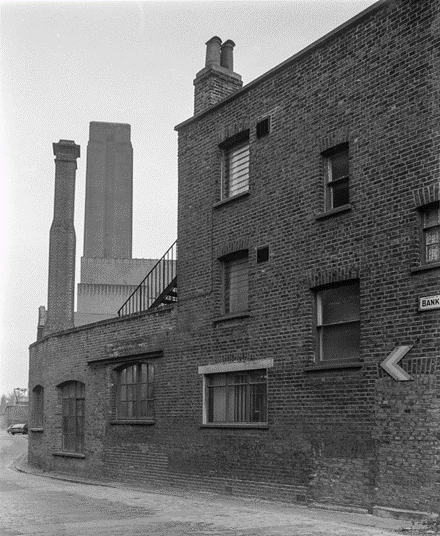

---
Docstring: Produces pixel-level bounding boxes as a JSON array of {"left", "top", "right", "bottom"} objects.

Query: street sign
[
  {"left": 419, "top": 295, "right": 440, "bottom": 311},
  {"left": 380, "top": 345, "right": 413, "bottom": 381}
]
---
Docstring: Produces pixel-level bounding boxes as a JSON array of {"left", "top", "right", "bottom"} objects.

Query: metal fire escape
[{"left": 118, "top": 241, "right": 177, "bottom": 317}]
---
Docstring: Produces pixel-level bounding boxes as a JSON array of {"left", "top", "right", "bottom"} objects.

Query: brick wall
[{"left": 29, "top": 0, "right": 440, "bottom": 512}]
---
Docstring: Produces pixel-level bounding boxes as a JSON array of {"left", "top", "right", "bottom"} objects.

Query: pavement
[{"left": 1, "top": 432, "right": 437, "bottom": 536}]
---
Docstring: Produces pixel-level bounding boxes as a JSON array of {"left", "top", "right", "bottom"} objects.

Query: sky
[{"left": 0, "top": 0, "right": 378, "bottom": 396}]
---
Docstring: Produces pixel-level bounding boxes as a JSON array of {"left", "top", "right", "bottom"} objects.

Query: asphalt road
[{"left": 0, "top": 430, "right": 418, "bottom": 536}]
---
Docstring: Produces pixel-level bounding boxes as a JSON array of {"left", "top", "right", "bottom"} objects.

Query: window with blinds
[
  {"left": 224, "top": 252, "right": 249, "bottom": 314},
  {"left": 206, "top": 370, "right": 267, "bottom": 424},
  {"left": 222, "top": 137, "right": 249, "bottom": 199}
]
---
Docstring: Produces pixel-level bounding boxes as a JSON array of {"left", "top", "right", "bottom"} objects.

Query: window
[
  {"left": 422, "top": 204, "right": 440, "bottom": 264},
  {"left": 223, "top": 251, "right": 249, "bottom": 314},
  {"left": 61, "top": 381, "right": 85, "bottom": 453},
  {"left": 316, "top": 281, "right": 360, "bottom": 362},
  {"left": 206, "top": 370, "right": 267, "bottom": 424},
  {"left": 33, "top": 385, "right": 44, "bottom": 428},
  {"left": 117, "top": 363, "right": 155, "bottom": 420},
  {"left": 324, "top": 144, "right": 349, "bottom": 210},
  {"left": 222, "top": 133, "right": 249, "bottom": 199}
]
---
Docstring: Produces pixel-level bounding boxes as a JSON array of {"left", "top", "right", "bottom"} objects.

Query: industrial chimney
[
  {"left": 193, "top": 37, "right": 243, "bottom": 115},
  {"left": 44, "top": 140, "right": 80, "bottom": 335}
]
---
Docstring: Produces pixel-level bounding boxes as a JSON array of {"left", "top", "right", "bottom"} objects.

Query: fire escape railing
[{"left": 118, "top": 240, "right": 177, "bottom": 317}]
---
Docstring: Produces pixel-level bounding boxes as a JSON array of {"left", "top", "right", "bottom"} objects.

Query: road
[{"left": 0, "top": 430, "right": 417, "bottom": 536}]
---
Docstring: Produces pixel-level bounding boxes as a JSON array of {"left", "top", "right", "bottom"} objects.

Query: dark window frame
[
  {"left": 205, "top": 369, "right": 268, "bottom": 425},
  {"left": 315, "top": 280, "right": 360, "bottom": 363},
  {"left": 323, "top": 143, "right": 349, "bottom": 211},
  {"left": 220, "top": 131, "right": 250, "bottom": 200},
  {"left": 33, "top": 385, "right": 44, "bottom": 428},
  {"left": 60, "top": 381, "right": 85, "bottom": 453},
  {"left": 116, "top": 362, "right": 155, "bottom": 421}
]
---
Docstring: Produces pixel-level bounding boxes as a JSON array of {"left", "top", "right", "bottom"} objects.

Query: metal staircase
[{"left": 118, "top": 240, "right": 177, "bottom": 317}]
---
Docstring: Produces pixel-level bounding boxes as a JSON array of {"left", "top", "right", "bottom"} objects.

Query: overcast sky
[{"left": 0, "top": 0, "right": 378, "bottom": 396}]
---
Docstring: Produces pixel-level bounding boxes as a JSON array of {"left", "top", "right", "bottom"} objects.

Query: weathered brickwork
[{"left": 29, "top": 0, "right": 439, "bottom": 513}]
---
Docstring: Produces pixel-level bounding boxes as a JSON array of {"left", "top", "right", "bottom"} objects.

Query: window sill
[
  {"left": 110, "top": 419, "right": 156, "bottom": 426},
  {"left": 30, "top": 427, "right": 44, "bottom": 433},
  {"left": 212, "top": 312, "right": 251, "bottom": 324},
  {"left": 213, "top": 191, "right": 250, "bottom": 209},
  {"left": 201, "top": 423, "right": 268, "bottom": 429},
  {"left": 53, "top": 451, "right": 85, "bottom": 459},
  {"left": 316, "top": 204, "right": 352, "bottom": 220},
  {"left": 410, "top": 262, "right": 440, "bottom": 274},
  {"left": 304, "top": 360, "right": 362, "bottom": 372}
]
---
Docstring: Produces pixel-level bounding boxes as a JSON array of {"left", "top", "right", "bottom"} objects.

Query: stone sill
[
  {"left": 315, "top": 204, "right": 352, "bottom": 220},
  {"left": 212, "top": 312, "right": 251, "bottom": 324},
  {"left": 213, "top": 191, "right": 250, "bottom": 209},
  {"left": 110, "top": 420, "right": 156, "bottom": 426},
  {"left": 304, "top": 360, "right": 362, "bottom": 372},
  {"left": 53, "top": 451, "right": 85, "bottom": 459},
  {"left": 30, "top": 427, "right": 44, "bottom": 433},
  {"left": 410, "top": 262, "right": 440, "bottom": 274},
  {"left": 201, "top": 423, "right": 269, "bottom": 430}
]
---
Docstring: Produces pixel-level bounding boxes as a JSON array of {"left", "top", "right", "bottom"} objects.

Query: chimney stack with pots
[{"left": 193, "top": 37, "right": 243, "bottom": 115}]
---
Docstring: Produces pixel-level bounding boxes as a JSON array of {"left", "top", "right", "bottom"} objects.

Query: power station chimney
[
  {"left": 193, "top": 37, "right": 243, "bottom": 115},
  {"left": 83, "top": 122, "right": 133, "bottom": 259},
  {"left": 44, "top": 140, "right": 80, "bottom": 335}
]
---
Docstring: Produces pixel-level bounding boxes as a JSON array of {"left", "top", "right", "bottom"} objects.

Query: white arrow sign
[{"left": 380, "top": 345, "right": 413, "bottom": 381}]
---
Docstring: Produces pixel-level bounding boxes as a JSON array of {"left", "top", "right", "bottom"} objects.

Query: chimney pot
[
  {"left": 220, "top": 39, "right": 235, "bottom": 70},
  {"left": 205, "top": 36, "right": 222, "bottom": 66}
]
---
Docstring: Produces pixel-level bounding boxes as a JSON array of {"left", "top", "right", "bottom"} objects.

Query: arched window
[
  {"left": 33, "top": 385, "right": 44, "bottom": 428},
  {"left": 60, "top": 381, "right": 85, "bottom": 453},
  {"left": 117, "top": 363, "right": 154, "bottom": 420}
]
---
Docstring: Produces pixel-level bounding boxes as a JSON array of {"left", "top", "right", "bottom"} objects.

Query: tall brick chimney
[
  {"left": 193, "top": 37, "right": 243, "bottom": 115},
  {"left": 44, "top": 140, "right": 80, "bottom": 335}
]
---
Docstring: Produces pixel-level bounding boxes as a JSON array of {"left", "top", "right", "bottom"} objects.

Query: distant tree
[{"left": 0, "top": 392, "right": 15, "bottom": 414}]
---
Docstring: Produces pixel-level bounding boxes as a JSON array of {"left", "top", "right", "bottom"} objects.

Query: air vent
[
  {"left": 257, "top": 246, "right": 269, "bottom": 263},
  {"left": 256, "top": 117, "right": 270, "bottom": 138}
]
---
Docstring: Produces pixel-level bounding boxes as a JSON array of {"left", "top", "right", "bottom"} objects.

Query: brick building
[{"left": 29, "top": 0, "right": 439, "bottom": 514}]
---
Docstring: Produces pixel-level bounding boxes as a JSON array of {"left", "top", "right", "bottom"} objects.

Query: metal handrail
[{"left": 117, "top": 240, "right": 177, "bottom": 317}]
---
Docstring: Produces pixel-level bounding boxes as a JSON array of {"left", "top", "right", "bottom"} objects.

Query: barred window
[
  {"left": 316, "top": 281, "right": 360, "bottom": 362},
  {"left": 422, "top": 204, "right": 440, "bottom": 264},
  {"left": 222, "top": 136, "right": 249, "bottom": 199},
  {"left": 206, "top": 370, "right": 267, "bottom": 424},
  {"left": 324, "top": 144, "right": 349, "bottom": 210},
  {"left": 33, "top": 385, "right": 44, "bottom": 428},
  {"left": 117, "top": 363, "right": 155, "bottom": 420},
  {"left": 61, "top": 381, "right": 85, "bottom": 453},
  {"left": 223, "top": 252, "right": 248, "bottom": 314}
]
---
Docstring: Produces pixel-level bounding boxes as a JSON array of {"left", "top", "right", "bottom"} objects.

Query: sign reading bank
[{"left": 419, "top": 295, "right": 440, "bottom": 311}]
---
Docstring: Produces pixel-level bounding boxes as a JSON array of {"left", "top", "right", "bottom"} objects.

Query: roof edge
[{"left": 175, "top": 0, "right": 387, "bottom": 131}]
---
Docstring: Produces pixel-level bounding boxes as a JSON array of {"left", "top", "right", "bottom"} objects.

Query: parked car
[{"left": 8, "top": 423, "right": 28, "bottom": 435}]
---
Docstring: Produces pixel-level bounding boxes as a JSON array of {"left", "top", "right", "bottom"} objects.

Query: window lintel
[{"left": 198, "top": 358, "right": 274, "bottom": 375}]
